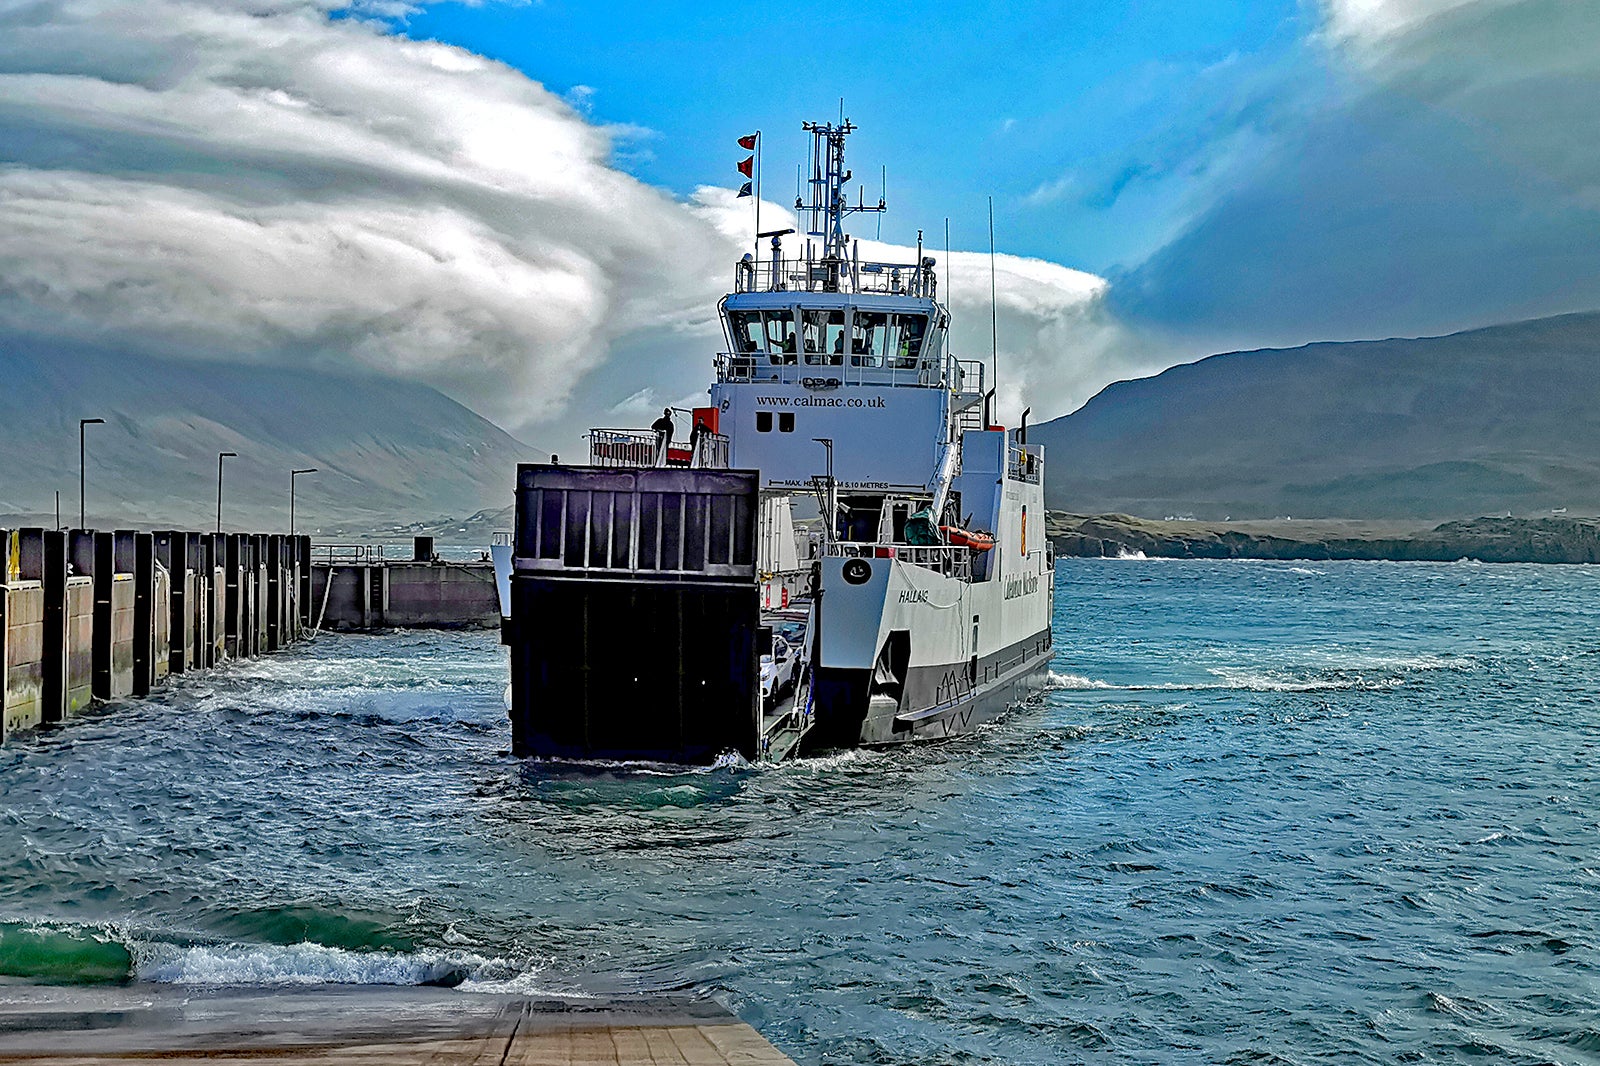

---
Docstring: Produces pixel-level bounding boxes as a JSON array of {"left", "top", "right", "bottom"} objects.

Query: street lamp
[
  {"left": 290, "top": 468, "right": 317, "bottom": 538},
  {"left": 79, "top": 417, "right": 104, "bottom": 529},
  {"left": 216, "top": 451, "right": 237, "bottom": 534}
]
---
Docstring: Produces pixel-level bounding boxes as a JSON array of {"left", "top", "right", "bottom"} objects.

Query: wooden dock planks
[{"left": 0, "top": 987, "right": 796, "bottom": 1066}]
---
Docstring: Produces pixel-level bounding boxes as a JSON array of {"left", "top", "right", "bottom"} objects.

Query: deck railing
[
  {"left": 825, "top": 542, "right": 973, "bottom": 582},
  {"left": 1007, "top": 444, "right": 1043, "bottom": 484},
  {"left": 735, "top": 256, "right": 938, "bottom": 298},
  {"left": 587, "top": 428, "right": 729, "bottom": 470},
  {"left": 716, "top": 351, "right": 982, "bottom": 397},
  {"left": 310, "top": 543, "right": 386, "bottom": 565}
]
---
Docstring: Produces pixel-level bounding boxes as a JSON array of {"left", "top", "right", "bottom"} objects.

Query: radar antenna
[{"left": 796, "top": 120, "right": 885, "bottom": 260}]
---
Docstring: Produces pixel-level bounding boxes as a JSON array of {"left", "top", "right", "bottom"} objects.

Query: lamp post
[
  {"left": 290, "top": 468, "right": 317, "bottom": 538},
  {"left": 79, "top": 417, "right": 104, "bottom": 529},
  {"left": 216, "top": 451, "right": 237, "bottom": 534}
]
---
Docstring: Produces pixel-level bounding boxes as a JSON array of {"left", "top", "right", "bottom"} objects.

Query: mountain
[
  {"left": 1033, "top": 311, "right": 1600, "bottom": 520},
  {"left": 0, "top": 342, "right": 541, "bottom": 533}
]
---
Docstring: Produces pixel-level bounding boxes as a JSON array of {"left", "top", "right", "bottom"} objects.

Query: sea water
[{"left": 0, "top": 559, "right": 1596, "bottom": 1064}]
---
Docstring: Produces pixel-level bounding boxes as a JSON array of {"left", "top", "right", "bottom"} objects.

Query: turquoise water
[{"left": 1, "top": 559, "right": 1597, "bottom": 1063}]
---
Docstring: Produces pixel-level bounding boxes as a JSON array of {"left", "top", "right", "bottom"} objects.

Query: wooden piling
[
  {"left": 254, "top": 534, "right": 268, "bottom": 657},
  {"left": 223, "top": 533, "right": 242, "bottom": 660},
  {"left": 205, "top": 533, "right": 225, "bottom": 667},
  {"left": 67, "top": 532, "right": 95, "bottom": 713},
  {"left": 266, "top": 534, "right": 283, "bottom": 652},
  {"left": 154, "top": 531, "right": 195, "bottom": 675},
  {"left": 296, "top": 535, "right": 312, "bottom": 633},
  {"left": 131, "top": 532, "right": 154, "bottom": 697},
  {"left": 39, "top": 531, "right": 68, "bottom": 725}
]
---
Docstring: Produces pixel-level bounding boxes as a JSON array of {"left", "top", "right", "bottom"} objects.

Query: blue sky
[
  {"left": 393, "top": 0, "right": 1318, "bottom": 274},
  {"left": 3, "top": 0, "right": 1597, "bottom": 444}
]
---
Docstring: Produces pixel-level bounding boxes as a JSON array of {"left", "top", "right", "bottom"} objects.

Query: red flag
[
  {"left": 736, "top": 155, "right": 754, "bottom": 178},
  {"left": 737, "top": 133, "right": 758, "bottom": 151}
]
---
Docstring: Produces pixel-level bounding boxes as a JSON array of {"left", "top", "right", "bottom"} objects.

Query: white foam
[
  {"left": 1205, "top": 667, "right": 1372, "bottom": 692},
  {"left": 1046, "top": 671, "right": 1115, "bottom": 690},
  {"left": 709, "top": 749, "right": 754, "bottom": 772},
  {"left": 132, "top": 941, "right": 544, "bottom": 991}
]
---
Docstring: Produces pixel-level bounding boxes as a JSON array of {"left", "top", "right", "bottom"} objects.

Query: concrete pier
[
  {"left": 309, "top": 540, "right": 498, "bottom": 630},
  {"left": 1, "top": 530, "right": 45, "bottom": 738},
  {"left": 1, "top": 527, "right": 499, "bottom": 742},
  {"left": 0, "top": 986, "right": 798, "bottom": 1065},
  {"left": 0, "top": 527, "right": 310, "bottom": 745}
]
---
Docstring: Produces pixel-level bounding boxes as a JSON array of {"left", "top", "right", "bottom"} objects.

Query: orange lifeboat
[{"left": 940, "top": 525, "right": 995, "bottom": 552}]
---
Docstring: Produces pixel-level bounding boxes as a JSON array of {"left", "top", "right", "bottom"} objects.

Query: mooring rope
[{"left": 311, "top": 565, "right": 336, "bottom": 635}]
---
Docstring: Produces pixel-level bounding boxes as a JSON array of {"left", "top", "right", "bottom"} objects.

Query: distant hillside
[
  {"left": 0, "top": 343, "right": 541, "bottom": 532},
  {"left": 1048, "top": 512, "right": 1600, "bottom": 564},
  {"left": 1034, "top": 311, "right": 1600, "bottom": 520}
]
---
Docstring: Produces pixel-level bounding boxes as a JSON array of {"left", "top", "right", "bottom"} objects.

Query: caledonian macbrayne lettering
[{"left": 1004, "top": 572, "right": 1041, "bottom": 600}]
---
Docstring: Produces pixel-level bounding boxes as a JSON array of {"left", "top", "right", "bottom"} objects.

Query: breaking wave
[
  {"left": 1046, "top": 671, "right": 1116, "bottom": 690},
  {"left": 0, "top": 919, "right": 547, "bottom": 993},
  {"left": 134, "top": 941, "right": 545, "bottom": 992}
]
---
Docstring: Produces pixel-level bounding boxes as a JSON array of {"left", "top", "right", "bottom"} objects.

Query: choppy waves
[
  {"left": 2, "top": 564, "right": 1599, "bottom": 1064},
  {"left": 1048, "top": 650, "right": 1476, "bottom": 694}
]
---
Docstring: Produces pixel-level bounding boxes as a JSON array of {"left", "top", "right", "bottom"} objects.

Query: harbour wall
[
  {"left": 1, "top": 528, "right": 311, "bottom": 744},
  {"left": 308, "top": 541, "right": 499, "bottom": 630}
]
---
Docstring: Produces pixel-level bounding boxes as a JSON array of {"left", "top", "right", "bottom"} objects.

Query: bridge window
[
  {"left": 766, "top": 312, "right": 796, "bottom": 362},
  {"left": 852, "top": 312, "right": 885, "bottom": 367},
  {"left": 729, "top": 311, "right": 797, "bottom": 364},
  {"left": 852, "top": 313, "right": 929, "bottom": 369},
  {"left": 801, "top": 309, "right": 846, "bottom": 365},
  {"left": 730, "top": 311, "right": 763, "bottom": 353},
  {"left": 894, "top": 314, "right": 928, "bottom": 368}
]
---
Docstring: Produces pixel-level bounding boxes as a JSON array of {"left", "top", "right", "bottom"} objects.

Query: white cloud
[
  {"left": 1322, "top": 0, "right": 1486, "bottom": 45},
  {"left": 0, "top": 0, "right": 1125, "bottom": 444},
  {"left": 0, "top": 0, "right": 731, "bottom": 430}
]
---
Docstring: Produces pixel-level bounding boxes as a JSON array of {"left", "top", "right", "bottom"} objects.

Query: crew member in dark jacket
[{"left": 651, "top": 408, "right": 675, "bottom": 465}]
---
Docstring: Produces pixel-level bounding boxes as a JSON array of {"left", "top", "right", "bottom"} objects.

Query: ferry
[{"left": 494, "top": 120, "right": 1053, "bottom": 762}]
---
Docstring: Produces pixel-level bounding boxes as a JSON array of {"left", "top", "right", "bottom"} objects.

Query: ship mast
[{"left": 797, "top": 120, "right": 885, "bottom": 260}]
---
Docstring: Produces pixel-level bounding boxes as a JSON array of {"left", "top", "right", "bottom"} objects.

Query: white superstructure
[
  {"left": 710, "top": 120, "right": 1054, "bottom": 753},
  {"left": 500, "top": 119, "right": 1054, "bottom": 763}
]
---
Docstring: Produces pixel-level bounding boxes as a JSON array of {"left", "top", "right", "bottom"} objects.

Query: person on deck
[{"left": 651, "top": 408, "right": 675, "bottom": 465}]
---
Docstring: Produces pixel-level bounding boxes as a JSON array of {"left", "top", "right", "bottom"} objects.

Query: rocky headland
[{"left": 1048, "top": 513, "right": 1600, "bottom": 564}]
